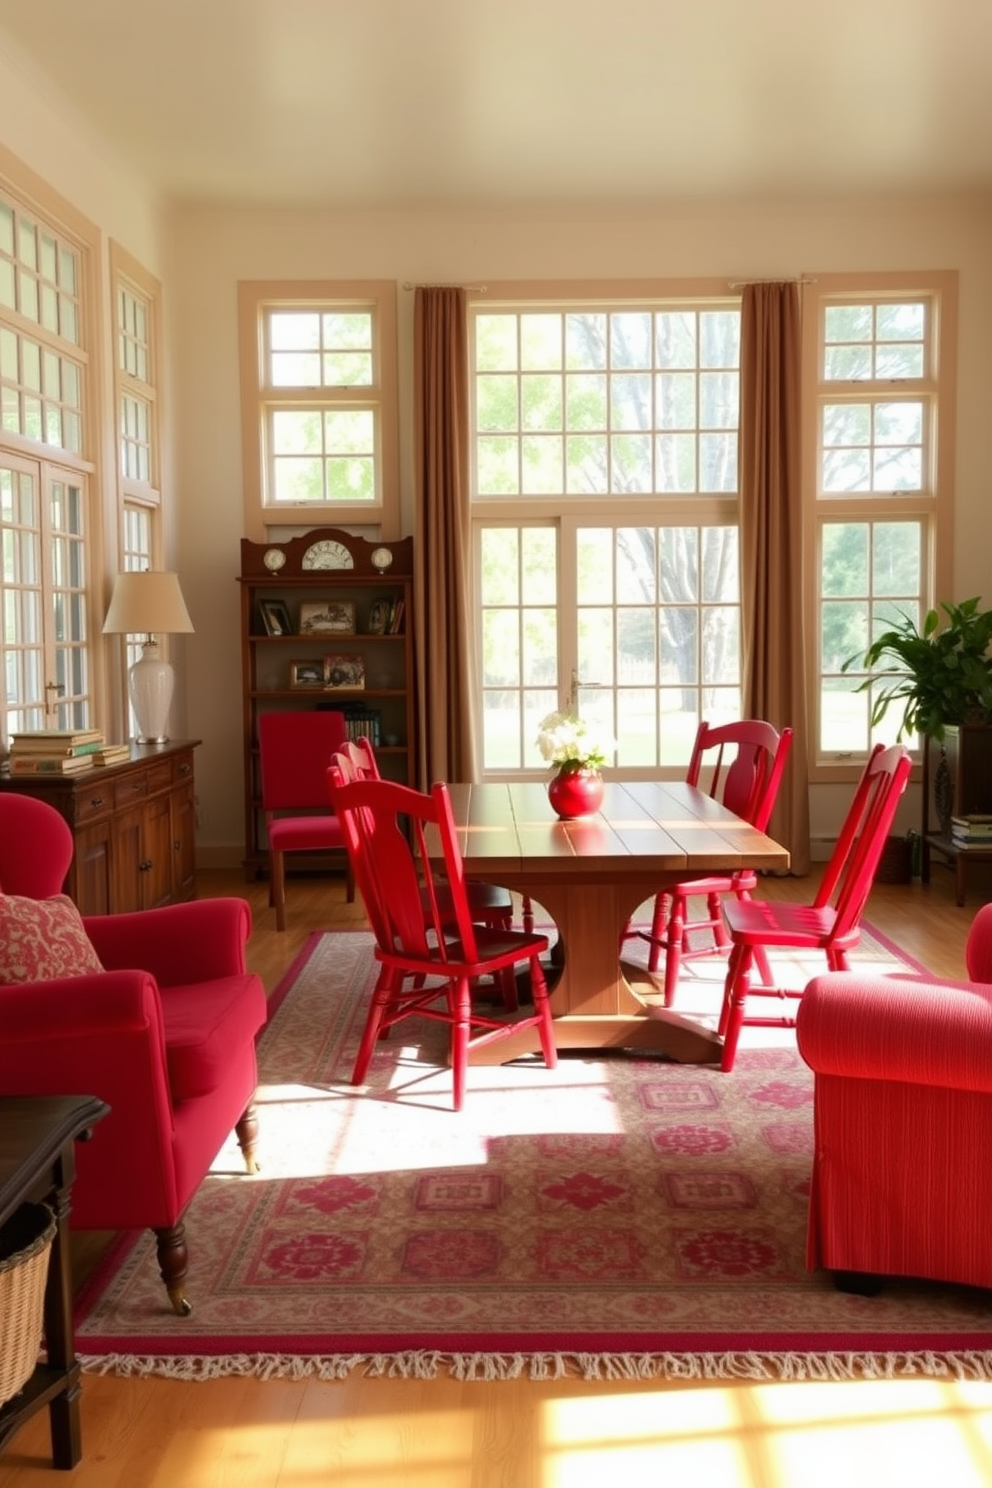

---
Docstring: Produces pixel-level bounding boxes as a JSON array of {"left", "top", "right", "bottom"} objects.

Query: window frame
[
  {"left": 468, "top": 280, "right": 743, "bottom": 780},
  {"left": 238, "top": 279, "right": 400, "bottom": 541},
  {"left": 802, "top": 271, "right": 958, "bottom": 782},
  {"left": 0, "top": 154, "right": 104, "bottom": 747}
]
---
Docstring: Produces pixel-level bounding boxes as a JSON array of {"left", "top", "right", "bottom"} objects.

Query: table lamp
[{"left": 103, "top": 571, "right": 194, "bottom": 743}]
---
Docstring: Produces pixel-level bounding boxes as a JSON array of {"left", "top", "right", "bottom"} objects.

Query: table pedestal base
[
  {"left": 467, "top": 1008, "right": 723, "bottom": 1065},
  {"left": 468, "top": 959, "right": 724, "bottom": 1066}
]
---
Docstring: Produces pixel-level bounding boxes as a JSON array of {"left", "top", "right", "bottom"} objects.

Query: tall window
[
  {"left": 110, "top": 245, "right": 162, "bottom": 734},
  {"left": 238, "top": 281, "right": 399, "bottom": 539},
  {"left": 471, "top": 293, "right": 742, "bottom": 774},
  {"left": 1, "top": 180, "right": 95, "bottom": 744},
  {"left": 808, "top": 274, "right": 956, "bottom": 764}
]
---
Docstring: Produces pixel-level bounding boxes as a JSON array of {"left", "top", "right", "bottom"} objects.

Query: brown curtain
[
  {"left": 412, "top": 286, "right": 477, "bottom": 787},
  {"left": 739, "top": 282, "right": 811, "bottom": 875}
]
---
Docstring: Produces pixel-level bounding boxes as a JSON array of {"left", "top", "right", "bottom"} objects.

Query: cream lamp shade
[{"left": 103, "top": 571, "right": 195, "bottom": 744}]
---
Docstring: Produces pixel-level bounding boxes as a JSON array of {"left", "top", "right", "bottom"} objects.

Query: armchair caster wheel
[
  {"left": 169, "top": 1292, "right": 193, "bottom": 1317},
  {"left": 832, "top": 1270, "right": 883, "bottom": 1297}
]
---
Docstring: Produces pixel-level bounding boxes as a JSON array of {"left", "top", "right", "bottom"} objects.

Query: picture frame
[
  {"left": 323, "top": 654, "right": 366, "bottom": 691},
  {"left": 289, "top": 659, "right": 326, "bottom": 689},
  {"left": 259, "top": 599, "right": 292, "bottom": 636},
  {"left": 299, "top": 600, "right": 356, "bottom": 636},
  {"left": 366, "top": 597, "right": 392, "bottom": 635}
]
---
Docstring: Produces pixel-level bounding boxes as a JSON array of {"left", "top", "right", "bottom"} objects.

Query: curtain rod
[
  {"left": 402, "top": 281, "right": 488, "bottom": 293},
  {"left": 728, "top": 275, "right": 818, "bottom": 290}
]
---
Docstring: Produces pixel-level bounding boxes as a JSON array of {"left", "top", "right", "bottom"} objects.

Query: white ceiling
[{"left": 1, "top": 0, "right": 991, "bottom": 210}]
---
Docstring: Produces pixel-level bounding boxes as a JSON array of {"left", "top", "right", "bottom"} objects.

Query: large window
[
  {"left": 471, "top": 293, "right": 742, "bottom": 774},
  {"left": 808, "top": 274, "right": 956, "bottom": 765},
  {"left": 110, "top": 245, "right": 162, "bottom": 734},
  {"left": 238, "top": 281, "right": 399, "bottom": 539},
  {"left": 1, "top": 180, "right": 95, "bottom": 744}
]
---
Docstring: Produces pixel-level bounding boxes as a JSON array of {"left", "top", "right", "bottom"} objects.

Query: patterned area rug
[{"left": 76, "top": 924, "right": 992, "bottom": 1382}]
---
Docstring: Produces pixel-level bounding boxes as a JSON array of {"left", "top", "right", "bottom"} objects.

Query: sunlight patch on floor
[{"left": 539, "top": 1380, "right": 992, "bottom": 1488}]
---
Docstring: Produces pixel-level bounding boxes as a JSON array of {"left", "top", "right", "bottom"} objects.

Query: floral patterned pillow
[{"left": 0, "top": 893, "right": 104, "bottom": 985}]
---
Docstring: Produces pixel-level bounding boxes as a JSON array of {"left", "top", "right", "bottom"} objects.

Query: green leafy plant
[{"left": 844, "top": 597, "right": 992, "bottom": 741}]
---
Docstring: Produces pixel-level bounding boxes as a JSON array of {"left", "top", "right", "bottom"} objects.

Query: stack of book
[
  {"left": 91, "top": 743, "right": 132, "bottom": 767},
  {"left": 7, "top": 728, "right": 105, "bottom": 775},
  {"left": 950, "top": 814, "right": 992, "bottom": 849}
]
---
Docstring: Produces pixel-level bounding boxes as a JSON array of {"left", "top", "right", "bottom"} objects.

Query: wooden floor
[{"left": 3, "top": 856, "right": 992, "bottom": 1488}]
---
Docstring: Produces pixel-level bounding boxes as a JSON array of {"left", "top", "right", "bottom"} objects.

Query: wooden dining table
[{"left": 443, "top": 779, "right": 790, "bottom": 1065}]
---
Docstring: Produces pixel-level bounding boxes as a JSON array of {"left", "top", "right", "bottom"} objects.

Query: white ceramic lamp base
[{"left": 128, "top": 641, "right": 175, "bottom": 743}]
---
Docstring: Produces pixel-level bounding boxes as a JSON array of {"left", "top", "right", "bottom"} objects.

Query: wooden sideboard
[{"left": 0, "top": 740, "right": 200, "bottom": 916}]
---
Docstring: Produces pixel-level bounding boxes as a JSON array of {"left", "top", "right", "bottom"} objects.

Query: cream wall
[
  {"left": 0, "top": 41, "right": 174, "bottom": 735},
  {"left": 4, "top": 28, "right": 992, "bottom": 867},
  {"left": 171, "top": 197, "right": 992, "bottom": 862}
]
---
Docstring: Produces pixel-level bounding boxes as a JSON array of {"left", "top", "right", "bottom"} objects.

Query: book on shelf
[
  {"left": 388, "top": 598, "right": 405, "bottom": 635},
  {"left": 10, "top": 728, "right": 104, "bottom": 755},
  {"left": 91, "top": 744, "right": 132, "bottom": 766},
  {"left": 9, "top": 753, "right": 97, "bottom": 775}
]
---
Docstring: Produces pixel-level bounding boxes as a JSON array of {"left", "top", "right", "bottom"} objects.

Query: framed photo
[
  {"left": 323, "top": 654, "right": 366, "bottom": 690},
  {"left": 299, "top": 600, "right": 355, "bottom": 636},
  {"left": 289, "top": 659, "right": 325, "bottom": 689},
  {"left": 366, "top": 597, "right": 392, "bottom": 635},
  {"left": 259, "top": 599, "right": 292, "bottom": 636}
]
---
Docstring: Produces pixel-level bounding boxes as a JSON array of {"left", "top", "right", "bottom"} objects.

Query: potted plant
[
  {"left": 845, "top": 596, "right": 992, "bottom": 741},
  {"left": 536, "top": 709, "right": 614, "bottom": 819},
  {"left": 845, "top": 596, "right": 992, "bottom": 841}
]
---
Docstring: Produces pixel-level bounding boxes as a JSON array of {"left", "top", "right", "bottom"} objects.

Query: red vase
[{"left": 547, "top": 768, "right": 604, "bottom": 820}]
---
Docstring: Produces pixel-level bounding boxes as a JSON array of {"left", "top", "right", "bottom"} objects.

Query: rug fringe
[{"left": 79, "top": 1348, "right": 992, "bottom": 1384}]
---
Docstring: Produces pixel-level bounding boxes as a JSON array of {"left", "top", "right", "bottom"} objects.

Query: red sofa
[
  {"left": 0, "top": 791, "right": 267, "bottom": 1315},
  {"left": 796, "top": 904, "right": 992, "bottom": 1292}
]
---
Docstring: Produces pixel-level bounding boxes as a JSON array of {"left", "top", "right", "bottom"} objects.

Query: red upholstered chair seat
[{"left": 796, "top": 902, "right": 992, "bottom": 1293}]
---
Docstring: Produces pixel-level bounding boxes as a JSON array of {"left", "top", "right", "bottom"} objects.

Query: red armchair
[
  {"left": 796, "top": 903, "right": 992, "bottom": 1293},
  {"left": 0, "top": 791, "right": 267, "bottom": 1315}
]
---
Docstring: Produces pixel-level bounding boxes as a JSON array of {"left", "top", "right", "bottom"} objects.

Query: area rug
[{"left": 75, "top": 924, "right": 992, "bottom": 1383}]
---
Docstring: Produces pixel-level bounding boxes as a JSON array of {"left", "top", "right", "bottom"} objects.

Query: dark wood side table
[{"left": 0, "top": 1095, "right": 108, "bottom": 1470}]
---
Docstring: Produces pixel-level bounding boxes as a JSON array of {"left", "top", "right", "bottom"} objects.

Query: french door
[
  {"left": 1, "top": 451, "right": 92, "bottom": 740},
  {"left": 478, "top": 518, "right": 742, "bottom": 776}
]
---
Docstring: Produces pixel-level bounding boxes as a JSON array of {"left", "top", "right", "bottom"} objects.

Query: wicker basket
[{"left": 0, "top": 1202, "right": 56, "bottom": 1408}]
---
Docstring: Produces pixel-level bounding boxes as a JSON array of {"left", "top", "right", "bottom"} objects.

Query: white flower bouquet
[{"left": 536, "top": 710, "right": 613, "bottom": 773}]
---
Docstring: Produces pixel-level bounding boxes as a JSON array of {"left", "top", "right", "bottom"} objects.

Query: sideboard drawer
[
  {"left": 74, "top": 782, "right": 114, "bottom": 824},
  {"left": 113, "top": 770, "right": 150, "bottom": 809}
]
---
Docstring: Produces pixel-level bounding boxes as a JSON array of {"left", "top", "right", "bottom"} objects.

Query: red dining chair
[
  {"left": 331, "top": 737, "right": 516, "bottom": 939},
  {"left": 625, "top": 719, "right": 794, "bottom": 1008},
  {"left": 257, "top": 710, "right": 355, "bottom": 930},
  {"left": 326, "top": 768, "right": 558, "bottom": 1111},
  {"left": 716, "top": 741, "right": 913, "bottom": 1073}
]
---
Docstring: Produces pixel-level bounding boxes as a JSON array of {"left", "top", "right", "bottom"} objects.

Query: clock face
[
  {"left": 371, "top": 546, "right": 394, "bottom": 571},
  {"left": 263, "top": 547, "right": 286, "bottom": 572},
  {"left": 302, "top": 539, "right": 354, "bottom": 571}
]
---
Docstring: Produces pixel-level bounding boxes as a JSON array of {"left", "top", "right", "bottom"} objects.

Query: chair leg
[
  {"left": 521, "top": 895, "right": 535, "bottom": 933},
  {"left": 529, "top": 955, "right": 558, "bottom": 1070},
  {"left": 351, "top": 971, "right": 396, "bottom": 1084},
  {"left": 235, "top": 1102, "right": 260, "bottom": 1174},
  {"left": 451, "top": 975, "right": 472, "bottom": 1112},
  {"left": 270, "top": 849, "right": 287, "bottom": 931},
  {"left": 154, "top": 1221, "right": 191, "bottom": 1317},
  {"left": 707, "top": 892, "right": 731, "bottom": 949},
  {"left": 646, "top": 892, "right": 670, "bottom": 974},
  {"left": 662, "top": 891, "right": 686, "bottom": 1007},
  {"left": 719, "top": 944, "right": 754, "bottom": 1073}
]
